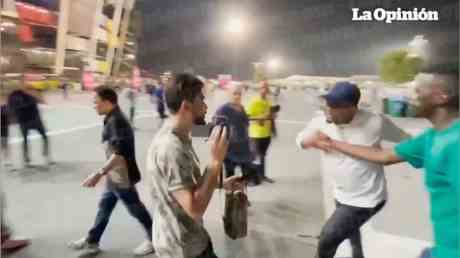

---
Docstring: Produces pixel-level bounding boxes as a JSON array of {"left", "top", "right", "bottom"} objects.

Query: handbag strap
[
  {"left": 219, "top": 165, "right": 224, "bottom": 189},
  {"left": 219, "top": 165, "right": 225, "bottom": 217}
]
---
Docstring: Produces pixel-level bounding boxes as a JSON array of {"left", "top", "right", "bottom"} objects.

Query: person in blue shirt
[
  {"left": 153, "top": 76, "right": 168, "bottom": 120},
  {"left": 316, "top": 69, "right": 459, "bottom": 258},
  {"left": 213, "top": 83, "right": 258, "bottom": 185}
]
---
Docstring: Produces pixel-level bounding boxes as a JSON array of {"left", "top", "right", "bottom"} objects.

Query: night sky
[{"left": 136, "top": 0, "right": 458, "bottom": 79}]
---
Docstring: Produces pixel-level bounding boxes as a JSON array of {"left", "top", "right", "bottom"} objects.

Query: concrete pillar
[
  {"left": 113, "top": 7, "right": 131, "bottom": 76},
  {"left": 86, "top": 0, "right": 104, "bottom": 72},
  {"left": 54, "top": 0, "right": 70, "bottom": 75},
  {"left": 105, "top": 0, "right": 124, "bottom": 76}
]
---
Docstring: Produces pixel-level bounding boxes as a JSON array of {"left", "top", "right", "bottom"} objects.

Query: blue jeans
[
  {"left": 250, "top": 137, "right": 271, "bottom": 178},
  {"left": 157, "top": 102, "right": 166, "bottom": 118},
  {"left": 316, "top": 200, "right": 386, "bottom": 258},
  {"left": 87, "top": 182, "right": 152, "bottom": 244},
  {"left": 419, "top": 248, "right": 432, "bottom": 258}
]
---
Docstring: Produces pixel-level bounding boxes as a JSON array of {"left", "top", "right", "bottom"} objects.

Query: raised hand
[{"left": 209, "top": 126, "right": 229, "bottom": 165}]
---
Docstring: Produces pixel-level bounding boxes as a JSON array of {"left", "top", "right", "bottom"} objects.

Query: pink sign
[
  {"left": 218, "top": 74, "right": 232, "bottom": 89},
  {"left": 82, "top": 71, "right": 95, "bottom": 90},
  {"left": 132, "top": 67, "right": 141, "bottom": 89}
]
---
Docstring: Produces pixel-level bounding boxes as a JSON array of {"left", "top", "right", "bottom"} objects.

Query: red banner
[{"left": 16, "top": 2, "right": 58, "bottom": 28}]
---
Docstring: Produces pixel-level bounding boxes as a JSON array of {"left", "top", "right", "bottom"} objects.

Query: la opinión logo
[{"left": 352, "top": 8, "right": 439, "bottom": 23}]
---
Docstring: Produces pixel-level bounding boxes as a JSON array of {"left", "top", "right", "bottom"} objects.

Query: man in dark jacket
[
  {"left": 7, "top": 83, "right": 52, "bottom": 167},
  {"left": 69, "top": 87, "right": 154, "bottom": 257}
]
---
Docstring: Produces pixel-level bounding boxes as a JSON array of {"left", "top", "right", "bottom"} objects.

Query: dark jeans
[
  {"left": 87, "top": 182, "right": 153, "bottom": 244},
  {"left": 129, "top": 106, "right": 135, "bottom": 124},
  {"left": 157, "top": 102, "right": 166, "bottom": 119},
  {"left": 316, "top": 200, "right": 386, "bottom": 258},
  {"left": 419, "top": 248, "right": 432, "bottom": 258},
  {"left": 250, "top": 137, "right": 271, "bottom": 178},
  {"left": 196, "top": 241, "right": 218, "bottom": 258},
  {"left": 1, "top": 110, "right": 8, "bottom": 138},
  {"left": 19, "top": 120, "right": 48, "bottom": 163},
  {"left": 1, "top": 110, "right": 9, "bottom": 157},
  {"left": 224, "top": 159, "right": 254, "bottom": 178}
]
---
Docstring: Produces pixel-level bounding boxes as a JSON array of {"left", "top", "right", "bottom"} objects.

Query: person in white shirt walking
[{"left": 296, "top": 82, "right": 409, "bottom": 258}]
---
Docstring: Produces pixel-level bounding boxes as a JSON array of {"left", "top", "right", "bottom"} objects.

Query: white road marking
[
  {"left": 8, "top": 114, "right": 307, "bottom": 144},
  {"left": 8, "top": 114, "right": 154, "bottom": 144}
]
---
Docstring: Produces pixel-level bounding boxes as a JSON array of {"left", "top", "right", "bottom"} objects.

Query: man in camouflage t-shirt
[{"left": 145, "top": 74, "right": 242, "bottom": 258}]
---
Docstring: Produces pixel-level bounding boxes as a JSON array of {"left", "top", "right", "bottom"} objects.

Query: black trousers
[
  {"left": 250, "top": 137, "right": 271, "bottom": 178},
  {"left": 1, "top": 110, "right": 8, "bottom": 153},
  {"left": 157, "top": 102, "right": 166, "bottom": 118},
  {"left": 19, "top": 120, "right": 49, "bottom": 163},
  {"left": 316, "top": 200, "right": 386, "bottom": 258}
]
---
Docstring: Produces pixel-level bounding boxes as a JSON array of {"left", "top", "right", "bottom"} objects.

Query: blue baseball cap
[{"left": 322, "top": 81, "right": 361, "bottom": 106}]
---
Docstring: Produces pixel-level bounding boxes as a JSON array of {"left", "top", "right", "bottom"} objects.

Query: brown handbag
[
  {"left": 220, "top": 167, "right": 249, "bottom": 240},
  {"left": 223, "top": 189, "right": 249, "bottom": 239}
]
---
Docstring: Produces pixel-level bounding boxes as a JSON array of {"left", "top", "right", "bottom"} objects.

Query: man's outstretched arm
[{"left": 330, "top": 140, "right": 404, "bottom": 165}]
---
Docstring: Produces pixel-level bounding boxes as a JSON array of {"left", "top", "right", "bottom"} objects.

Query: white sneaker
[
  {"left": 68, "top": 237, "right": 88, "bottom": 250},
  {"left": 69, "top": 237, "right": 101, "bottom": 256},
  {"left": 133, "top": 240, "right": 155, "bottom": 256},
  {"left": 77, "top": 244, "right": 101, "bottom": 257}
]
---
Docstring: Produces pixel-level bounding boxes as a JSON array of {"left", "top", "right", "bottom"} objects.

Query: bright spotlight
[{"left": 267, "top": 57, "right": 282, "bottom": 71}]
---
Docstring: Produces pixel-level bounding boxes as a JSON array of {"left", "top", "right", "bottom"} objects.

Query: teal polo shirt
[{"left": 395, "top": 120, "right": 460, "bottom": 258}]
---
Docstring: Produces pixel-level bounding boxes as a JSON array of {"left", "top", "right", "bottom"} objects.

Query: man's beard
[{"left": 194, "top": 116, "right": 206, "bottom": 125}]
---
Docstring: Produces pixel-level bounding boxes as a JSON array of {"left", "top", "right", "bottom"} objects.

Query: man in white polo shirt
[{"left": 296, "top": 82, "right": 409, "bottom": 258}]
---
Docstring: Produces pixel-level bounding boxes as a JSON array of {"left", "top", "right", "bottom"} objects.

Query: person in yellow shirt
[{"left": 245, "top": 81, "right": 275, "bottom": 183}]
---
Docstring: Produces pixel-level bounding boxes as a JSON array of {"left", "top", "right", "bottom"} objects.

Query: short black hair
[
  {"left": 165, "top": 73, "right": 204, "bottom": 114},
  {"left": 95, "top": 86, "right": 118, "bottom": 105}
]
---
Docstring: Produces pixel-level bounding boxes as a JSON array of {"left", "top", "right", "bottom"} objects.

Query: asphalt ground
[{"left": 1, "top": 89, "right": 431, "bottom": 258}]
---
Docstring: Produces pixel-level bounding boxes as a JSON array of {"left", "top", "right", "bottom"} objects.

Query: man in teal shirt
[{"left": 313, "top": 70, "right": 459, "bottom": 258}]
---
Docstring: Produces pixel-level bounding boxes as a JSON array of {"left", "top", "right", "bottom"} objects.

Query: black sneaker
[{"left": 262, "top": 176, "right": 275, "bottom": 184}]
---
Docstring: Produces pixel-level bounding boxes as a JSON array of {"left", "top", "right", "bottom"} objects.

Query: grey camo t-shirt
[{"left": 145, "top": 122, "right": 210, "bottom": 258}]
